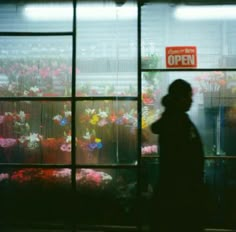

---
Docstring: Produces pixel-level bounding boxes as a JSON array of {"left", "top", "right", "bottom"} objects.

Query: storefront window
[
  {"left": 0, "top": 0, "right": 236, "bottom": 230},
  {"left": 0, "top": 101, "right": 71, "bottom": 164},
  {"left": 0, "top": 36, "right": 72, "bottom": 97},
  {"left": 76, "top": 0, "right": 137, "bottom": 96},
  {"left": 141, "top": 1, "right": 236, "bottom": 229},
  {"left": 0, "top": 1, "right": 73, "bottom": 32},
  {"left": 141, "top": 71, "right": 236, "bottom": 156},
  {"left": 75, "top": 168, "right": 137, "bottom": 225},
  {"left": 142, "top": 3, "right": 236, "bottom": 69},
  {"left": 76, "top": 100, "right": 137, "bottom": 164}
]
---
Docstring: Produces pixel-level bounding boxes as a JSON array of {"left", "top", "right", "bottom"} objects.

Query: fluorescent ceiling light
[
  {"left": 175, "top": 5, "right": 236, "bottom": 20},
  {"left": 24, "top": 5, "right": 72, "bottom": 21},
  {"left": 24, "top": 4, "right": 137, "bottom": 21}
]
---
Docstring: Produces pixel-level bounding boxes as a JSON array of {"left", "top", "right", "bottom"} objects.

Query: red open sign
[{"left": 166, "top": 46, "right": 197, "bottom": 68}]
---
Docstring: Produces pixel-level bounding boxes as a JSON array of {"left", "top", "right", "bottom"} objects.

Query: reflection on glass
[
  {"left": 0, "top": 101, "right": 71, "bottom": 164},
  {"left": 204, "top": 159, "right": 236, "bottom": 228},
  {"left": 0, "top": 37, "right": 72, "bottom": 97},
  {"left": 0, "top": 1, "right": 72, "bottom": 32},
  {"left": 141, "top": 71, "right": 236, "bottom": 156},
  {"left": 76, "top": 0, "right": 137, "bottom": 96},
  {"left": 142, "top": 3, "right": 236, "bottom": 69},
  {"left": 76, "top": 168, "right": 137, "bottom": 225},
  {"left": 76, "top": 100, "right": 137, "bottom": 164}
]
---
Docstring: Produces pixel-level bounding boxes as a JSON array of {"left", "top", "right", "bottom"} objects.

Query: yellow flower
[
  {"left": 142, "top": 118, "right": 148, "bottom": 129},
  {"left": 95, "top": 138, "right": 101, "bottom": 143},
  {"left": 90, "top": 114, "right": 99, "bottom": 125}
]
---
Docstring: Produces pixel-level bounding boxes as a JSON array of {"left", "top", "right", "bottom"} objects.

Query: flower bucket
[
  {"left": 22, "top": 147, "right": 41, "bottom": 163},
  {"left": 41, "top": 138, "right": 58, "bottom": 163},
  {"left": 57, "top": 150, "right": 71, "bottom": 164}
]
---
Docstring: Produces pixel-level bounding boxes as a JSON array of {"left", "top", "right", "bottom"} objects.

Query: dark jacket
[{"left": 150, "top": 109, "right": 205, "bottom": 231}]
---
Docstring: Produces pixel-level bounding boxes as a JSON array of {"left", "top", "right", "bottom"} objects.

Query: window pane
[
  {"left": 76, "top": 100, "right": 137, "bottom": 164},
  {"left": 141, "top": 71, "right": 163, "bottom": 156},
  {"left": 142, "top": 71, "right": 236, "bottom": 156},
  {"left": 76, "top": 0, "right": 137, "bottom": 96},
  {"left": 75, "top": 168, "right": 137, "bottom": 226},
  {"left": 0, "top": 1, "right": 72, "bottom": 32},
  {"left": 204, "top": 159, "right": 236, "bottom": 228},
  {"left": 0, "top": 36, "right": 72, "bottom": 97},
  {"left": 0, "top": 101, "right": 71, "bottom": 164},
  {"left": 142, "top": 3, "right": 236, "bottom": 69},
  {"left": 0, "top": 167, "right": 72, "bottom": 223}
]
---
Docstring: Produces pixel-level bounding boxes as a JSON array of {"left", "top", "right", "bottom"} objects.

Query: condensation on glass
[
  {"left": 0, "top": 101, "right": 71, "bottom": 164},
  {"left": 0, "top": 36, "right": 72, "bottom": 97},
  {"left": 76, "top": 100, "right": 137, "bottom": 164},
  {"left": 76, "top": 0, "right": 137, "bottom": 96},
  {"left": 141, "top": 2, "right": 236, "bottom": 157},
  {"left": 141, "top": 3, "right": 236, "bottom": 69},
  {"left": 0, "top": 0, "right": 73, "bottom": 32},
  {"left": 141, "top": 71, "right": 236, "bottom": 156}
]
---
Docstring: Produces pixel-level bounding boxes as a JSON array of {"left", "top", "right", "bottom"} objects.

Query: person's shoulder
[{"left": 151, "top": 113, "right": 176, "bottom": 134}]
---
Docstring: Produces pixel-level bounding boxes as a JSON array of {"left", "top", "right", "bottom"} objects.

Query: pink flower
[
  {"left": 0, "top": 173, "right": 9, "bottom": 181},
  {"left": 0, "top": 138, "right": 17, "bottom": 148},
  {"left": 0, "top": 115, "right": 5, "bottom": 124},
  {"left": 60, "top": 143, "right": 71, "bottom": 152},
  {"left": 151, "top": 145, "right": 158, "bottom": 153},
  {"left": 87, "top": 172, "right": 102, "bottom": 185},
  {"left": 98, "top": 118, "right": 108, "bottom": 127},
  {"left": 142, "top": 145, "right": 158, "bottom": 155}
]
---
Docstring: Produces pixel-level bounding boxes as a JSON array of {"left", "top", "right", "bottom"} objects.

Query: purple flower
[{"left": 88, "top": 143, "right": 97, "bottom": 151}]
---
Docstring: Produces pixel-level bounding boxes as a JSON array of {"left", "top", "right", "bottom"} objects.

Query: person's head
[{"left": 162, "top": 79, "right": 193, "bottom": 112}]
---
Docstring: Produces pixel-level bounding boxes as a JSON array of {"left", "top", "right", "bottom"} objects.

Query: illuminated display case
[{"left": 0, "top": 0, "right": 236, "bottom": 231}]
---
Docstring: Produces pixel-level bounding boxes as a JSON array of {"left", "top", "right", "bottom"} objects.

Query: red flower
[
  {"left": 142, "top": 93, "right": 154, "bottom": 104},
  {"left": 109, "top": 112, "right": 117, "bottom": 123}
]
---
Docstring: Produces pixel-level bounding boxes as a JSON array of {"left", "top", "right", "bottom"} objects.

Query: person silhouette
[{"left": 150, "top": 79, "right": 205, "bottom": 232}]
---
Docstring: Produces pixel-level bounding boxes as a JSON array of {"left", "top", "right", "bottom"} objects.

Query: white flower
[
  {"left": 53, "top": 114, "right": 62, "bottom": 121},
  {"left": 66, "top": 135, "right": 71, "bottom": 143},
  {"left": 30, "top": 86, "right": 40, "bottom": 93},
  {"left": 53, "top": 168, "right": 71, "bottom": 178},
  {"left": 18, "top": 111, "right": 26, "bottom": 122},
  {"left": 4, "top": 112, "right": 12, "bottom": 116},
  {"left": 98, "top": 110, "right": 108, "bottom": 118},
  {"left": 8, "top": 82, "right": 17, "bottom": 92},
  {"left": 18, "top": 136, "right": 26, "bottom": 143},
  {"left": 23, "top": 90, "right": 29, "bottom": 96},
  {"left": 100, "top": 172, "right": 112, "bottom": 181},
  {"left": 123, "top": 113, "right": 132, "bottom": 120},
  {"left": 26, "top": 133, "right": 40, "bottom": 143},
  {"left": 64, "top": 110, "right": 71, "bottom": 118},
  {"left": 85, "top": 108, "right": 95, "bottom": 115},
  {"left": 83, "top": 131, "right": 91, "bottom": 140}
]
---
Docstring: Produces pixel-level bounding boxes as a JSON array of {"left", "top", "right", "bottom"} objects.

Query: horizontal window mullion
[
  {"left": 75, "top": 164, "right": 138, "bottom": 169},
  {"left": 0, "top": 163, "right": 72, "bottom": 169},
  {"left": 0, "top": 97, "right": 73, "bottom": 101},
  {"left": 0, "top": 97, "right": 138, "bottom": 101},
  {"left": 0, "top": 164, "right": 138, "bottom": 169},
  {"left": 0, "top": 32, "right": 73, "bottom": 36},
  {"left": 75, "top": 96, "right": 138, "bottom": 101},
  {"left": 142, "top": 68, "right": 236, "bottom": 72},
  {"left": 141, "top": 155, "right": 236, "bottom": 159}
]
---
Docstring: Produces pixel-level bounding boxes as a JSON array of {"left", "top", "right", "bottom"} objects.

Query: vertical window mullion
[
  {"left": 71, "top": 0, "right": 77, "bottom": 195},
  {"left": 137, "top": 0, "right": 142, "bottom": 231}
]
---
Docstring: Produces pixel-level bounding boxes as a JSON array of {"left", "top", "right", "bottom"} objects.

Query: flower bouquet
[
  {"left": 194, "top": 71, "right": 231, "bottom": 107},
  {"left": 76, "top": 168, "right": 112, "bottom": 191}
]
